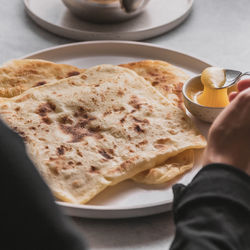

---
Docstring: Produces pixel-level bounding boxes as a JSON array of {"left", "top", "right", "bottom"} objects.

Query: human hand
[{"left": 202, "top": 79, "right": 250, "bottom": 174}]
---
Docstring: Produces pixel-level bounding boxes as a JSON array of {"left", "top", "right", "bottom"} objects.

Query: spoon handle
[
  {"left": 241, "top": 71, "right": 250, "bottom": 77},
  {"left": 233, "top": 71, "right": 250, "bottom": 85}
]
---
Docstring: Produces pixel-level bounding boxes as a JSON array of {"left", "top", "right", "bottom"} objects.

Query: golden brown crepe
[
  {"left": 0, "top": 64, "right": 206, "bottom": 204},
  {"left": 120, "top": 60, "right": 190, "bottom": 110},
  {"left": 0, "top": 59, "right": 84, "bottom": 98},
  {"left": 121, "top": 60, "right": 198, "bottom": 184}
]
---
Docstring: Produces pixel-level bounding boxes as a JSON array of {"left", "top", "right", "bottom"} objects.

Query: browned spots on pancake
[
  {"left": 15, "top": 107, "right": 20, "bottom": 112},
  {"left": 154, "top": 144, "right": 168, "bottom": 150},
  {"left": 47, "top": 156, "right": 77, "bottom": 175},
  {"left": 73, "top": 106, "right": 91, "bottom": 118},
  {"left": 152, "top": 81, "right": 160, "bottom": 86},
  {"left": 163, "top": 85, "right": 169, "bottom": 92},
  {"left": 58, "top": 115, "right": 73, "bottom": 125},
  {"left": 91, "top": 98, "right": 97, "bottom": 105},
  {"left": 67, "top": 71, "right": 80, "bottom": 77},
  {"left": 37, "top": 101, "right": 56, "bottom": 117},
  {"left": 77, "top": 149, "right": 83, "bottom": 157},
  {"left": 134, "top": 124, "right": 144, "bottom": 133},
  {"left": 169, "top": 129, "right": 177, "bottom": 135},
  {"left": 113, "top": 106, "right": 125, "bottom": 112},
  {"left": 148, "top": 71, "right": 159, "bottom": 77},
  {"left": 132, "top": 117, "right": 149, "bottom": 124},
  {"left": 156, "top": 138, "right": 172, "bottom": 144},
  {"left": 13, "top": 126, "right": 25, "bottom": 137},
  {"left": 49, "top": 166, "right": 60, "bottom": 175},
  {"left": 72, "top": 181, "right": 81, "bottom": 188},
  {"left": 57, "top": 145, "right": 66, "bottom": 156},
  {"left": 129, "top": 95, "right": 142, "bottom": 110},
  {"left": 59, "top": 117, "right": 102, "bottom": 143},
  {"left": 88, "top": 125, "right": 101, "bottom": 133},
  {"left": 76, "top": 162, "right": 82, "bottom": 166},
  {"left": 117, "top": 90, "right": 124, "bottom": 96},
  {"left": 103, "top": 110, "right": 111, "bottom": 116},
  {"left": 138, "top": 140, "right": 148, "bottom": 146},
  {"left": 119, "top": 160, "right": 133, "bottom": 172},
  {"left": 120, "top": 117, "right": 125, "bottom": 123},
  {"left": 34, "top": 81, "right": 47, "bottom": 87},
  {"left": 29, "top": 126, "right": 36, "bottom": 130},
  {"left": 173, "top": 82, "right": 184, "bottom": 110},
  {"left": 42, "top": 117, "right": 52, "bottom": 125},
  {"left": 90, "top": 166, "right": 99, "bottom": 173},
  {"left": 98, "top": 149, "right": 113, "bottom": 160},
  {"left": 81, "top": 74, "right": 87, "bottom": 80},
  {"left": 119, "top": 156, "right": 139, "bottom": 172},
  {"left": 154, "top": 138, "right": 172, "bottom": 149},
  {"left": 100, "top": 94, "right": 105, "bottom": 102}
]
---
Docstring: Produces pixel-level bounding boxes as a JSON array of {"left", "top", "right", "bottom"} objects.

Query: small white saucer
[{"left": 24, "top": 0, "right": 193, "bottom": 41}]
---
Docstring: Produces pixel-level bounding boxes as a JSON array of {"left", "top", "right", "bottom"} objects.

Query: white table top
[{"left": 1, "top": 0, "right": 250, "bottom": 249}]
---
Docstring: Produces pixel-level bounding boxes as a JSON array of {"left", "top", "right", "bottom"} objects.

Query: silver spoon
[{"left": 216, "top": 70, "right": 250, "bottom": 89}]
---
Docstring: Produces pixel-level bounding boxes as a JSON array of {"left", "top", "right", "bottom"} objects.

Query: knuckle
[{"left": 237, "top": 89, "right": 250, "bottom": 103}]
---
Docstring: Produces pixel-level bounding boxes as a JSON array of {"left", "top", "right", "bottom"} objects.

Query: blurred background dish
[
  {"left": 62, "top": 0, "right": 150, "bottom": 23},
  {"left": 24, "top": 0, "right": 193, "bottom": 41}
]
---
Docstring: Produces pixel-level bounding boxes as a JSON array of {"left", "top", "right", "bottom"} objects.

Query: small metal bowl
[
  {"left": 182, "top": 75, "right": 225, "bottom": 123},
  {"left": 62, "top": 0, "right": 150, "bottom": 24}
]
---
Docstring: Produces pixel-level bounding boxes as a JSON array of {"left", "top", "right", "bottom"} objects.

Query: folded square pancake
[
  {"left": 120, "top": 60, "right": 200, "bottom": 184},
  {"left": 0, "top": 59, "right": 84, "bottom": 98},
  {"left": 0, "top": 64, "right": 206, "bottom": 204},
  {"left": 120, "top": 60, "right": 190, "bottom": 110}
]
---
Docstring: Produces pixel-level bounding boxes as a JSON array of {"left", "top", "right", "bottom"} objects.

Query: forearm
[
  {"left": 170, "top": 164, "right": 250, "bottom": 250},
  {"left": 0, "top": 120, "right": 87, "bottom": 250}
]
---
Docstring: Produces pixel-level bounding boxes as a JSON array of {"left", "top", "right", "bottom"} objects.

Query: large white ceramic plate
[
  {"left": 24, "top": 0, "right": 193, "bottom": 41},
  {"left": 23, "top": 41, "right": 210, "bottom": 219}
]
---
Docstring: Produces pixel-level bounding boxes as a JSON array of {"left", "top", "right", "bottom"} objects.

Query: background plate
[
  {"left": 24, "top": 0, "right": 193, "bottom": 41},
  {"left": 24, "top": 41, "right": 210, "bottom": 218}
]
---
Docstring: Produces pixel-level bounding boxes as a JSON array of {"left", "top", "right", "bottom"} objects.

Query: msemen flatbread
[
  {"left": 121, "top": 60, "right": 197, "bottom": 184},
  {"left": 0, "top": 59, "right": 83, "bottom": 98},
  {"left": 120, "top": 60, "right": 190, "bottom": 110},
  {"left": 132, "top": 149, "right": 194, "bottom": 184},
  {"left": 0, "top": 64, "right": 206, "bottom": 204}
]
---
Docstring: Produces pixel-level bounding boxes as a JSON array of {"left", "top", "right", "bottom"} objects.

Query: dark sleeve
[
  {"left": 170, "top": 164, "right": 250, "bottom": 250},
  {"left": 0, "top": 121, "right": 87, "bottom": 250}
]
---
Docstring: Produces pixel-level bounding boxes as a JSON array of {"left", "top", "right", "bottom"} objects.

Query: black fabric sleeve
[
  {"left": 170, "top": 164, "right": 250, "bottom": 250},
  {"left": 0, "top": 121, "right": 87, "bottom": 250}
]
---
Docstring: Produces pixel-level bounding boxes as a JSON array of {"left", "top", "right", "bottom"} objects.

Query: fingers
[
  {"left": 237, "top": 79, "right": 250, "bottom": 92},
  {"left": 228, "top": 79, "right": 250, "bottom": 102},
  {"left": 229, "top": 91, "right": 238, "bottom": 102}
]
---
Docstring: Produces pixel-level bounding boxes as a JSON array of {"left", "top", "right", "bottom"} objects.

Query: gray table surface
[{"left": 1, "top": 0, "right": 250, "bottom": 249}]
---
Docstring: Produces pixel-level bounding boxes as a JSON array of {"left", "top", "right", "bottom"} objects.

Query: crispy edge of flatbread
[{"left": 132, "top": 149, "right": 194, "bottom": 184}]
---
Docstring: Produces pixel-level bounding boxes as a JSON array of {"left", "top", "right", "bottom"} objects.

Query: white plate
[
  {"left": 24, "top": 0, "right": 193, "bottom": 41},
  {"left": 24, "top": 41, "right": 210, "bottom": 219}
]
